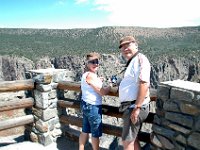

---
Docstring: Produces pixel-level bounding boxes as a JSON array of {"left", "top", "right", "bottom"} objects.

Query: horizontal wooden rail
[
  {"left": 58, "top": 98, "right": 81, "bottom": 109},
  {"left": 0, "top": 98, "right": 34, "bottom": 112},
  {"left": 58, "top": 99, "right": 154, "bottom": 123},
  {"left": 60, "top": 115, "right": 151, "bottom": 143},
  {"left": 57, "top": 81, "right": 157, "bottom": 100},
  {"left": 57, "top": 81, "right": 120, "bottom": 96},
  {"left": 0, "top": 79, "right": 34, "bottom": 93},
  {"left": 60, "top": 115, "right": 122, "bottom": 136},
  {"left": 57, "top": 81, "right": 81, "bottom": 92},
  {"left": 0, "top": 115, "right": 34, "bottom": 131}
]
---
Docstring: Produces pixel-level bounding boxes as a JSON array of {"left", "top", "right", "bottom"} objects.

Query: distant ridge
[{"left": 0, "top": 26, "right": 200, "bottom": 61}]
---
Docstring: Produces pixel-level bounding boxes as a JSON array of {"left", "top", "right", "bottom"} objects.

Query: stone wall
[{"left": 151, "top": 80, "right": 200, "bottom": 150}]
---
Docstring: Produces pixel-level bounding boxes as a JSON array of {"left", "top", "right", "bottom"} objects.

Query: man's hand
[{"left": 130, "top": 108, "right": 140, "bottom": 124}]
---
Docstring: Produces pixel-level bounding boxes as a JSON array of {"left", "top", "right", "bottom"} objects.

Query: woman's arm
[{"left": 86, "top": 73, "right": 110, "bottom": 96}]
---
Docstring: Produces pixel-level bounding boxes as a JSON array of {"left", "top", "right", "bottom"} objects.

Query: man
[{"left": 118, "top": 36, "right": 151, "bottom": 150}]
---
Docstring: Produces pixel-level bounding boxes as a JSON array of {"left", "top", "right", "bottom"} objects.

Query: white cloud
[
  {"left": 56, "top": 0, "right": 66, "bottom": 6},
  {"left": 75, "top": 0, "right": 89, "bottom": 4},
  {"left": 92, "top": 0, "right": 200, "bottom": 27}
]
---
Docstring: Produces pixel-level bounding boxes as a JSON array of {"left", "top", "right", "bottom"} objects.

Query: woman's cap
[{"left": 119, "top": 36, "right": 136, "bottom": 48}]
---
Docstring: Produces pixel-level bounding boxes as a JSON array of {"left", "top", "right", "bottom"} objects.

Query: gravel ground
[
  {"left": 0, "top": 136, "right": 79, "bottom": 150},
  {"left": 0, "top": 135, "right": 151, "bottom": 150},
  {"left": 0, "top": 136, "right": 108, "bottom": 150}
]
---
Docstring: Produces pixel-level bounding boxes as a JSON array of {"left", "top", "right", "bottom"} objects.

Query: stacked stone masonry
[
  {"left": 29, "top": 69, "right": 66, "bottom": 146},
  {"left": 151, "top": 80, "right": 200, "bottom": 150}
]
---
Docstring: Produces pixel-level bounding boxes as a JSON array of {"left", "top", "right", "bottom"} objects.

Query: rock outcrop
[{"left": 0, "top": 54, "right": 199, "bottom": 88}]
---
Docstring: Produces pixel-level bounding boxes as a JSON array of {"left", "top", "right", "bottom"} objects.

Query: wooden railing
[
  {"left": 0, "top": 79, "right": 157, "bottom": 145},
  {"left": 0, "top": 79, "right": 34, "bottom": 92},
  {"left": 57, "top": 81, "right": 157, "bottom": 143},
  {"left": 0, "top": 79, "right": 34, "bottom": 131}
]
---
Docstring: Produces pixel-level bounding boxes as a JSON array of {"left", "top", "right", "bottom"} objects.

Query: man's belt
[
  {"left": 120, "top": 97, "right": 149, "bottom": 110},
  {"left": 129, "top": 103, "right": 149, "bottom": 109}
]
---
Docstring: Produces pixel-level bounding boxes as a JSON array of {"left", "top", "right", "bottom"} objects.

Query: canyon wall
[{"left": 0, "top": 55, "right": 199, "bottom": 88}]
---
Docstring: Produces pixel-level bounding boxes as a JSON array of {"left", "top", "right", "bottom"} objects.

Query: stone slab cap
[
  {"left": 160, "top": 79, "right": 200, "bottom": 92},
  {"left": 29, "top": 68, "right": 67, "bottom": 83},
  {"left": 29, "top": 68, "right": 66, "bottom": 75}
]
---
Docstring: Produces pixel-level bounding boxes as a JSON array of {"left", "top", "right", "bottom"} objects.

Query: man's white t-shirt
[{"left": 119, "top": 53, "right": 151, "bottom": 105}]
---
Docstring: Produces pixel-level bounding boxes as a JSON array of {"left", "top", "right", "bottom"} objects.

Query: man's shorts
[
  {"left": 81, "top": 100, "right": 102, "bottom": 138},
  {"left": 122, "top": 105, "right": 149, "bottom": 141}
]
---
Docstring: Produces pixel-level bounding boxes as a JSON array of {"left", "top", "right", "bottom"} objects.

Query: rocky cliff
[{"left": 0, "top": 54, "right": 199, "bottom": 88}]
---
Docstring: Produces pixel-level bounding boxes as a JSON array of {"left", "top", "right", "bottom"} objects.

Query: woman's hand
[{"left": 99, "top": 77, "right": 105, "bottom": 82}]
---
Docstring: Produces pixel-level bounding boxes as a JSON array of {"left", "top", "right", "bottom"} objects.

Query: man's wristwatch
[{"left": 134, "top": 104, "right": 141, "bottom": 109}]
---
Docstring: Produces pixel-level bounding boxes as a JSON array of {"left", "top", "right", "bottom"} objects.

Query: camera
[
  {"left": 111, "top": 75, "right": 117, "bottom": 86},
  {"left": 111, "top": 75, "right": 117, "bottom": 84}
]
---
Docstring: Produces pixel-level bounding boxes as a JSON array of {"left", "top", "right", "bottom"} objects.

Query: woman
[{"left": 79, "top": 52, "right": 110, "bottom": 150}]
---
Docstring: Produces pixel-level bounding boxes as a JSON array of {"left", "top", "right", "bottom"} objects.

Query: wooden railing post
[{"left": 28, "top": 69, "right": 66, "bottom": 146}]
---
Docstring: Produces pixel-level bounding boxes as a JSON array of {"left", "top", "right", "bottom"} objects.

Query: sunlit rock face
[
  {"left": 0, "top": 54, "right": 199, "bottom": 87},
  {"left": 0, "top": 55, "right": 34, "bottom": 81}
]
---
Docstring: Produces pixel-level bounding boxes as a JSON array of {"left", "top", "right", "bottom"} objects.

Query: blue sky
[{"left": 0, "top": 0, "right": 200, "bottom": 29}]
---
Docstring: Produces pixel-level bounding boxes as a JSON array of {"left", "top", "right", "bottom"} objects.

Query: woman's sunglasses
[{"left": 88, "top": 59, "right": 99, "bottom": 65}]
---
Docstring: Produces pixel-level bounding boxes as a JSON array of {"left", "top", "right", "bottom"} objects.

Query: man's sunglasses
[{"left": 88, "top": 59, "right": 99, "bottom": 65}]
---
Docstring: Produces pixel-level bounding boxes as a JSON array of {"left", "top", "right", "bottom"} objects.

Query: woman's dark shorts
[{"left": 81, "top": 100, "right": 102, "bottom": 138}]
